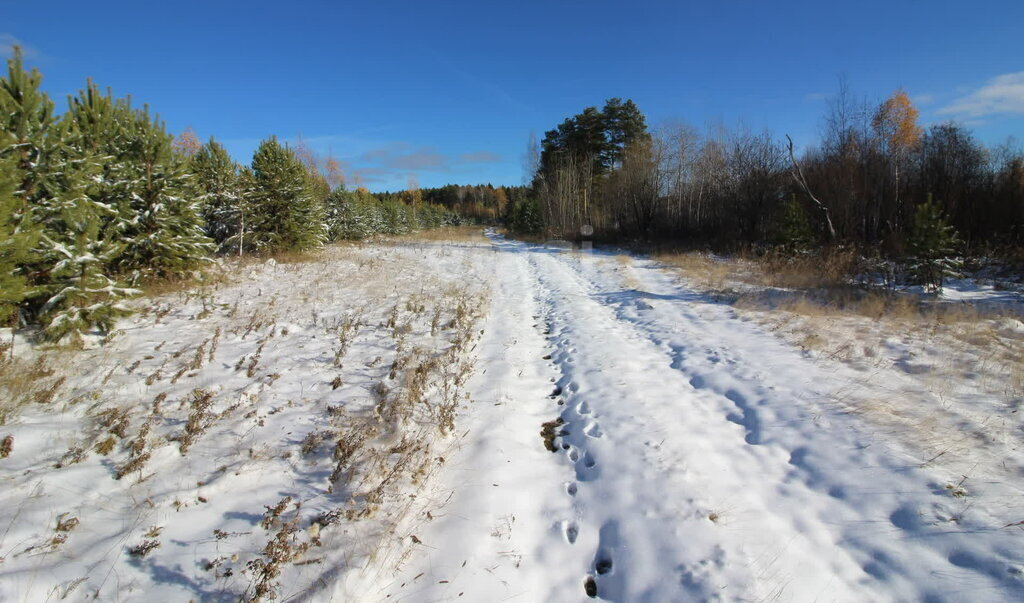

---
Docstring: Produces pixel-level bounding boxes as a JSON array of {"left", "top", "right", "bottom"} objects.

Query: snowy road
[{"left": 369, "top": 234, "right": 1023, "bottom": 602}]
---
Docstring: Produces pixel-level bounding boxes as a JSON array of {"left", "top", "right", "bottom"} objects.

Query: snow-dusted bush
[{"left": 907, "top": 199, "right": 961, "bottom": 293}]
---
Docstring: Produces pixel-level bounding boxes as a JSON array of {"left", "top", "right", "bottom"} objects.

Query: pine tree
[
  {"left": 774, "top": 194, "right": 814, "bottom": 251},
  {"left": 248, "top": 137, "right": 325, "bottom": 252},
  {"left": 1, "top": 47, "right": 134, "bottom": 339},
  {"left": 68, "top": 82, "right": 213, "bottom": 282},
  {"left": 0, "top": 48, "right": 105, "bottom": 240},
  {"left": 38, "top": 219, "right": 135, "bottom": 342},
  {"left": 907, "top": 197, "right": 961, "bottom": 293},
  {"left": 326, "top": 188, "right": 372, "bottom": 240},
  {"left": 191, "top": 138, "right": 243, "bottom": 251},
  {"left": 1, "top": 48, "right": 69, "bottom": 214},
  {"left": 0, "top": 151, "right": 38, "bottom": 326},
  {"left": 381, "top": 197, "right": 411, "bottom": 235},
  {"left": 506, "top": 196, "right": 543, "bottom": 234},
  {"left": 226, "top": 166, "right": 257, "bottom": 255}
]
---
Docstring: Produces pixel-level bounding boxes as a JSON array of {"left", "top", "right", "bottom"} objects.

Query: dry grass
[
  {"left": 138, "top": 247, "right": 326, "bottom": 303},
  {"left": 608, "top": 254, "right": 642, "bottom": 289},
  {"left": 178, "top": 389, "right": 215, "bottom": 454},
  {"left": 656, "top": 248, "right": 1018, "bottom": 325},
  {"left": 0, "top": 350, "right": 68, "bottom": 425},
  {"left": 656, "top": 247, "right": 859, "bottom": 293},
  {"left": 748, "top": 248, "right": 860, "bottom": 289},
  {"left": 654, "top": 251, "right": 734, "bottom": 292},
  {"left": 391, "top": 225, "right": 488, "bottom": 244},
  {"left": 137, "top": 269, "right": 230, "bottom": 298}
]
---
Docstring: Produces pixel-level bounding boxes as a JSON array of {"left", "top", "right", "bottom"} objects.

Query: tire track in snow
[
  {"left": 521, "top": 247, "right": 804, "bottom": 600},
  {"left": 372, "top": 241, "right": 586, "bottom": 602},
  {"left": 524, "top": 251, "right": 618, "bottom": 599}
]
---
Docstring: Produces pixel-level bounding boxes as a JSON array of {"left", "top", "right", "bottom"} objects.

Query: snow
[
  {"left": 940, "top": 276, "right": 1024, "bottom": 308},
  {"left": 371, "top": 236, "right": 1023, "bottom": 602},
  {"left": 1, "top": 232, "right": 1022, "bottom": 601}
]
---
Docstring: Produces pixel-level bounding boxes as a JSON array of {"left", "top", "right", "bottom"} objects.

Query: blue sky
[{"left": 4, "top": 0, "right": 1023, "bottom": 191}]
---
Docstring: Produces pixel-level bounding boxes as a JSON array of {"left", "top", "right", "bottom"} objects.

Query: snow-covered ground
[{"left": 1, "top": 232, "right": 1022, "bottom": 601}]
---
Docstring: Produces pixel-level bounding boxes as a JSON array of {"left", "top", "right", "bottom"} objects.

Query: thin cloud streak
[
  {"left": 458, "top": 151, "right": 502, "bottom": 163},
  {"left": 939, "top": 71, "right": 1024, "bottom": 118}
]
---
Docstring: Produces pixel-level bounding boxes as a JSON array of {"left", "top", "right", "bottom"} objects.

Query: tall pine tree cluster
[{"left": 0, "top": 48, "right": 458, "bottom": 341}]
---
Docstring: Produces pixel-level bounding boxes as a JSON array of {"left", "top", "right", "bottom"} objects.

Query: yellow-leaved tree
[{"left": 872, "top": 89, "right": 922, "bottom": 232}]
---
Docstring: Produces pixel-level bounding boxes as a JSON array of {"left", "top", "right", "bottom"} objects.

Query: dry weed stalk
[
  {"left": 97, "top": 407, "right": 131, "bottom": 438},
  {"left": 209, "top": 326, "right": 222, "bottom": 363},
  {"left": 95, "top": 436, "right": 116, "bottom": 455},
  {"left": 128, "top": 539, "right": 161, "bottom": 558},
  {"left": 55, "top": 514, "right": 79, "bottom": 533},
  {"left": 385, "top": 305, "right": 399, "bottom": 330},
  {"left": 0, "top": 354, "right": 68, "bottom": 423},
  {"left": 332, "top": 313, "right": 361, "bottom": 368},
  {"left": 152, "top": 391, "right": 167, "bottom": 415},
  {"left": 240, "top": 327, "right": 277, "bottom": 378},
  {"left": 300, "top": 430, "right": 333, "bottom": 456},
  {"left": 55, "top": 446, "right": 86, "bottom": 468},
  {"left": 115, "top": 419, "right": 154, "bottom": 480},
  {"left": 179, "top": 389, "right": 215, "bottom": 454},
  {"left": 247, "top": 499, "right": 312, "bottom": 602},
  {"left": 144, "top": 362, "right": 164, "bottom": 386}
]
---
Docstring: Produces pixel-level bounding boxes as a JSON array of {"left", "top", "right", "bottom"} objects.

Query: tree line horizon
[{"left": 3, "top": 45, "right": 1023, "bottom": 340}]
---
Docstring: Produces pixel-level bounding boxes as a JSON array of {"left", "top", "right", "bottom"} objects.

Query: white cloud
[
  {"left": 0, "top": 34, "right": 41, "bottom": 59},
  {"left": 911, "top": 93, "right": 934, "bottom": 106},
  {"left": 938, "top": 71, "right": 1024, "bottom": 117}
]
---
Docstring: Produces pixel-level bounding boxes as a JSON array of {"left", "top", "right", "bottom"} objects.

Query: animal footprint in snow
[
  {"left": 576, "top": 401, "right": 591, "bottom": 415},
  {"left": 562, "top": 520, "right": 579, "bottom": 544},
  {"left": 593, "top": 520, "right": 620, "bottom": 577},
  {"left": 584, "top": 575, "right": 598, "bottom": 598},
  {"left": 583, "top": 422, "right": 603, "bottom": 438},
  {"left": 573, "top": 448, "right": 600, "bottom": 482},
  {"left": 565, "top": 481, "right": 578, "bottom": 496}
]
